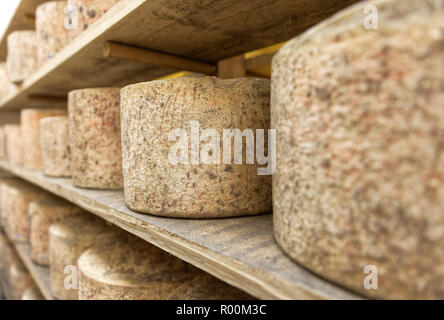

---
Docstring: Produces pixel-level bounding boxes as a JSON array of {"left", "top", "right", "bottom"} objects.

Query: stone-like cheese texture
[
  {"left": 40, "top": 116, "right": 71, "bottom": 177},
  {"left": 167, "top": 273, "right": 254, "bottom": 300},
  {"left": 49, "top": 214, "right": 116, "bottom": 300},
  {"left": 6, "top": 31, "right": 38, "bottom": 83},
  {"left": 9, "top": 259, "right": 34, "bottom": 300},
  {"left": 68, "top": 88, "right": 123, "bottom": 189},
  {"left": 271, "top": 0, "right": 444, "bottom": 299},
  {"left": 121, "top": 77, "right": 272, "bottom": 218},
  {"left": 36, "top": 1, "right": 70, "bottom": 67},
  {"left": 29, "top": 196, "right": 85, "bottom": 266},
  {"left": 4, "top": 124, "right": 22, "bottom": 166},
  {"left": 0, "top": 63, "right": 18, "bottom": 101},
  {"left": 2, "top": 180, "right": 50, "bottom": 243},
  {"left": 21, "top": 108, "right": 67, "bottom": 170},
  {"left": 78, "top": 233, "right": 199, "bottom": 300},
  {"left": 69, "top": 0, "right": 120, "bottom": 39},
  {"left": 0, "top": 178, "right": 19, "bottom": 228},
  {"left": 22, "top": 285, "right": 44, "bottom": 300}
]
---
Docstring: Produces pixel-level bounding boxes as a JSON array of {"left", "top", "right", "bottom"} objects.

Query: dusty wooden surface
[
  {"left": 0, "top": 0, "right": 47, "bottom": 61},
  {"left": 0, "top": 160, "right": 362, "bottom": 300},
  {"left": 0, "top": 0, "right": 359, "bottom": 110}
]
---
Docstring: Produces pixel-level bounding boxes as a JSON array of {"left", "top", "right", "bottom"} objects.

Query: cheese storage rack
[{"left": 0, "top": 0, "right": 363, "bottom": 300}]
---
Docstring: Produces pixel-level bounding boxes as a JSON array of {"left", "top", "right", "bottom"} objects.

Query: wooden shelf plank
[
  {"left": 0, "top": 160, "right": 362, "bottom": 300},
  {"left": 0, "top": 0, "right": 47, "bottom": 61},
  {"left": 0, "top": 0, "right": 359, "bottom": 110},
  {"left": 0, "top": 271, "right": 12, "bottom": 300}
]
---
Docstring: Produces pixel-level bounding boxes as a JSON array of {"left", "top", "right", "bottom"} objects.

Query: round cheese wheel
[
  {"left": 49, "top": 214, "right": 116, "bottom": 300},
  {"left": 0, "top": 63, "right": 17, "bottom": 101},
  {"left": 6, "top": 31, "right": 38, "bottom": 83},
  {"left": 36, "top": 1, "right": 70, "bottom": 67},
  {"left": 68, "top": 88, "right": 123, "bottom": 189},
  {"left": 272, "top": 0, "right": 444, "bottom": 299},
  {"left": 2, "top": 180, "right": 50, "bottom": 242},
  {"left": 78, "top": 233, "right": 199, "bottom": 300},
  {"left": 121, "top": 77, "right": 272, "bottom": 218},
  {"left": 4, "top": 124, "right": 22, "bottom": 166},
  {"left": 40, "top": 116, "right": 71, "bottom": 177},
  {"left": 9, "top": 260, "right": 34, "bottom": 300},
  {"left": 21, "top": 108, "right": 67, "bottom": 170},
  {"left": 167, "top": 273, "right": 254, "bottom": 300},
  {"left": 69, "top": 0, "right": 120, "bottom": 39},
  {"left": 22, "top": 285, "right": 44, "bottom": 300},
  {"left": 29, "top": 196, "right": 85, "bottom": 266}
]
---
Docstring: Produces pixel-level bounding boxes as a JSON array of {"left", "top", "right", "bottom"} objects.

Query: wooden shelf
[
  {"left": 0, "top": 0, "right": 359, "bottom": 110},
  {"left": 0, "top": 270, "right": 12, "bottom": 300},
  {"left": 0, "top": 160, "right": 362, "bottom": 300},
  {"left": 0, "top": 0, "right": 47, "bottom": 61}
]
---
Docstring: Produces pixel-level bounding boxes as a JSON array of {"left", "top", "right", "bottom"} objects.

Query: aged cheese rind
[
  {"left": 167, "top": 273, "right": 254, "bottom": 300},
  {"left": 121, "top": 77, "right": 272, "bottom": 218},
  {"left": 49, "top": 214, "right": 116, "bottom": 300},
  {"left": 4, "top": 124, "right": 22, "bottom": 166},
  {"left": 36, "top": 1, "right": 70, "bottom": 67},
  {"left": 78, "top": 233, "right": 199, "bottom": 300},
  {"left": 29, "top": 196, "right": 85, "bottom": 266},
  {"left": 272, "top": 0, "right": 444, "bottom": 299},
  {"left": 22, "top": 285, "right": 44, "bottom": 300},
  {"left": 40, "top": 116, "right": 71, "bottom": 177},
  {"left": 0, "top": 63, "right": 17, "bottom": 101},
  {"left": 69, "top": 0, "right": 120, "bottom": 39},
  {"left": 21, "top": 108, "right": 67, "bottom": 170},
  {"left": 68, "top": 88, "right": 123, "bottom": 189},
  {"left": 6, "top": 31, "right": 38, "bottom": 83}
]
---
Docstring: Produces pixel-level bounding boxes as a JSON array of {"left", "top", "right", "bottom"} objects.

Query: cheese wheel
[
  {"left": 40, "top": 116, "right": 71, "bottom": 177},
  {"left": 167, "top": 273, "right": 254, "bottom": 300},
  {"left": 0, "top": 63, "right": 17, "bottom": 101},
  {"left": 0, "top": 178, "right": 19, "bottom": 228},
  {"left": 36, "top": 1, "right": 70, "bottom": 67},
  {"left": 4, "top": 124, "right": 22, "bottom": 166},
  {"left": 68, "top": 88, "right": 122, "bottom": 189},
  {"left": 0, "top": 127, "right": 5, "bottom": 160},
  {"left": 3, "top": 180, "right": 50, "bottom": 243},
  {"left": 21, "top": 109, "right": 67, "bottom": 170},
  {"left": 49, "top": 214, "right": 116, "bottom": 300},
  {"left": 6, "top": 31, "right": 38, "bottom": 83},
  {"left": 69, "top": 0, "right": 120, "bottom": 39},
  {"left": 29, "top": 196, "right": 85, "bottom": 266},
  {"left": 272, "top": 0, "right": 444, "bottom": 299},
  {"left": 22, "top": 285, "right": 44, "bottom": 300},
  {"left": 78, "top": 233, "right": 199, "bottom": 300},
  {"left": 121, "top": 77, "right": 272, "bottom": 218},
  {"left": 9, "top": 260, "right": 34, "bottom": 300}
]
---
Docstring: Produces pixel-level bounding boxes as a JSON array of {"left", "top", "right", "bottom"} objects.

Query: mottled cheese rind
[
  {"left": 272, "top": 0, "right": 444, "bottom": 299},
  {"left": 121, "top": 77, "right": 272, "bottom": 218},
  {"left": 4, "top": 124, "right": 22, "bottom": 166},
  {"left": 78, "top": 232, "right": 200, "bottom": 300},
  {"left": 68, "top": 88, "right": 122, "bottom": 189},
  {"left": 6, "top": 31, "right": 38, "bottom": 83}
]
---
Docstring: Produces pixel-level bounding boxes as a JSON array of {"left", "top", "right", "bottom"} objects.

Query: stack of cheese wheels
[
  {"left": 69, "top": 0, "right": 120, "bottom": 39},
  {"left": 167, "top": 273, "right": 254, "bottom": 300},
  {"left": 0, "top": 63, "right": 17, "bottom": 101},
  {"left": 49, "top": 214, "right": 116, "bottom": 300},
  {"left": 121, "top": 77, "right": 272, "bottom": 218},
  {"left": 272, "top": 0, "right": 444, "bottom": 299},
  {"left": 68, "top": 88, "right": 122, "bottom": 189},
  {"left": 29, "top": 196, "right": 85, "bottom": 266},
  {"left": 4, "top": 124, "right": 22, "bottom": 166},
  {"left": 2, "top": 180, "right": 50, "bottom": 242},
  {"left": 21, "top": 109, "right": 67, "bottom": 170},
  {"left": 40, "top": 116, "right": 71, "bottom": 177},
  {"left": 78, "top": 232, "right": 200, "bottom": 300},
  {"left": 36, "top": 1, "right": 70, "bottom": 67},
  {"left": 6, "top": 31, "right": 38, "bottom": 83},
  {"left": 22, "top": 285, "right": 44, "bottom": 300},
  {"left": 8, "top": 258, "right": 34, "bottom": 300}
]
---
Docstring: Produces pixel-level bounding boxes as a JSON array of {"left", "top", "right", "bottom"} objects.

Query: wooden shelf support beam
[{"left": 103, "top": 41, "right": 217, "bottom": 75}]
